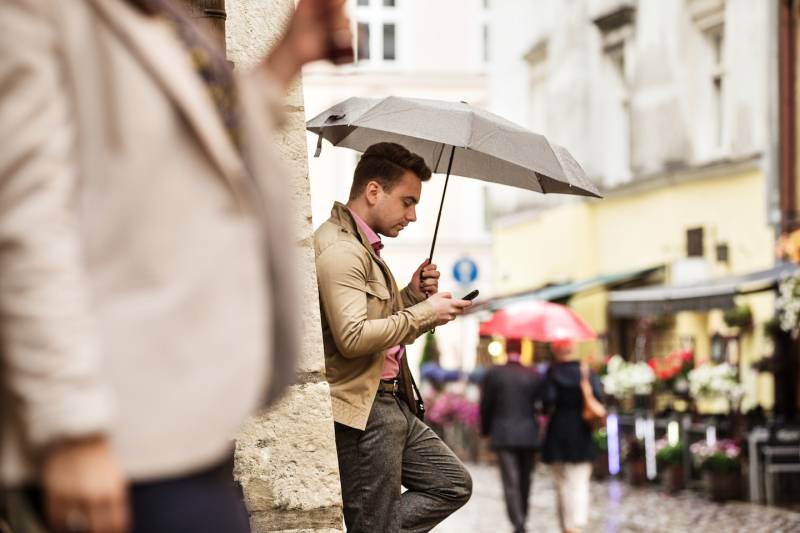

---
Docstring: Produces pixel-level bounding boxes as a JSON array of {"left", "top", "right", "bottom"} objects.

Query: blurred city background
[{"left": 303, "top": 0, "right": 800, "bottom": 530}]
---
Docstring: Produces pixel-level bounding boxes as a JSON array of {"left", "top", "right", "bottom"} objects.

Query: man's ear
[{"left": 364, "top": 180, "right": 382, "bottom": 206}]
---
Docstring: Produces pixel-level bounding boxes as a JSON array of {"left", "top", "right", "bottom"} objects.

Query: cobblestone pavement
[{"left": 433, "top": 463, "right": 800, "bottom": 533}]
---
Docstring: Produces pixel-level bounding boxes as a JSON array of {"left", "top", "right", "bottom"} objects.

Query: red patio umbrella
[{"left": 479, "top": 300, "right": 596, "bottom": 342}]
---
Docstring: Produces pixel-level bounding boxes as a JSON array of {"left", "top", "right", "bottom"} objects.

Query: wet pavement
[{"left": 433, "top": 463, "right": 800, "bottom": 533}]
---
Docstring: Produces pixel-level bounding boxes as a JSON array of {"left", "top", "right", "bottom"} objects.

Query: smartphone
[{"left": 461, "top": 289, "right": 480, "bottom": 301}]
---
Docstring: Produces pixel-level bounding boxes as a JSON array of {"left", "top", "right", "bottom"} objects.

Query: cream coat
[{"left": 0, "top": 0, "right": 299, "bottom": 485}]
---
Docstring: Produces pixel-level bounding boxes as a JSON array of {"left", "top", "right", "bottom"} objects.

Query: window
[
  {"left": 689, "top": 0, "right": 726, "bottom": 155},
  {"left": 716, "top": 242, "right": 729, "bottom": 263},
  {"left": 483, "top": 24, "right": 489, "bottom": 63},
  {"left": 354, "top": 0, "right": 400, "bottom": 66},
  {"left": 709, "top": 29, "right": 725, "bottom": 148},
  {"left": 593, "top": 5, "right": 635, "bottom": 185},
  {"left": 524, "top": 40, "right": 548, "bottom": 133},
  {"left": 687, "top": 227, "right": 704, "bottom": 257},
  {"left": 383, "top": 23, "right": 396, "bottom": 60},
  {"left": 357, "top": 22, "right": 370, "bottom": 61},
  {"left": 479, "top": 0, "right": 490, "bottom": 65}
]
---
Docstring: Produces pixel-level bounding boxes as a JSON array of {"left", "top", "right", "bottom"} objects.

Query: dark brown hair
[{"left": 349, "top": 143, "right": 432, "bottom": 200}]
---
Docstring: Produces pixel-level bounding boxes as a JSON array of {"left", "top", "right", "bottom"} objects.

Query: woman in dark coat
[{"left": 542, "top": 340, "right": 603, "bottom": 533}]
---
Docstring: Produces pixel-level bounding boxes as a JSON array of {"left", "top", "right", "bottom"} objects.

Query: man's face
[{"left": 369, "top": 170, "right": 422, "bottom": 238}]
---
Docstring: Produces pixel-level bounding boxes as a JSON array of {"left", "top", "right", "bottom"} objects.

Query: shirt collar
[{"left": 348, "top": 208, "right": 384, "bottom": 255}]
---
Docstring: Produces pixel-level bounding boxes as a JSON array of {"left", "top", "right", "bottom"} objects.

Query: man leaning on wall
[{"left": 315, "top": 142, "right": 474, "bottom": 533}]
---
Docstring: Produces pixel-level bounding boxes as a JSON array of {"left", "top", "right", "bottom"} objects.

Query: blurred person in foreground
[
  {"left": 315, "top": 142, "right": 473, "bottom": 533},
  {"left": 541, "top": 340, "right": 605, "bottom": 533},
  {"left": 0, "top": 0, "right": 350, "bottom": 532},
  {"left": 479, "top": 339, "right": 543, "bottom": 533}
]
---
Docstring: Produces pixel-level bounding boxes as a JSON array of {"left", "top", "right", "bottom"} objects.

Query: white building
[
  {"left": 302, "top": 0, "right": 495, "bottom": 372},
  {"left": 487, "top": 0, "right": 776, "bottom": 219}
]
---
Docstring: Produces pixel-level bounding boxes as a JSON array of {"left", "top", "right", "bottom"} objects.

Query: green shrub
[{"left": 656, "top": 442, "right": 684, "bottom": 468}]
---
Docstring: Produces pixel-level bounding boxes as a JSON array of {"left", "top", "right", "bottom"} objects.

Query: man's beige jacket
[
  {"left": 0, "top": 0, "right": 300, "bottom": 485},
  {"left": 315, "top": 203, "right": 438, "bottom": 430}
]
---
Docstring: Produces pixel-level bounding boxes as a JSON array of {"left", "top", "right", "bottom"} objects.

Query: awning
[
  {"left": 472, "top": 265, "right": 663, "bottom": 313},
  {"left": 608, "top": 262, "right": 800, "bottom": 318}
]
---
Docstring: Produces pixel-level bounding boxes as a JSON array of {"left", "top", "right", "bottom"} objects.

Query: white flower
[
  {"left": 602, "top": 356, "right": 655, "bottom": 398},
  {"left": 777, "top": 272, "right": 800, "bottom": 338},
  {"left": 688, "top": 362, "right": 742, "bottom": 411}
]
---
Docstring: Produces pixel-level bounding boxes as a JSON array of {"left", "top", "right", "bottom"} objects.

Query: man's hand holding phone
[{"left": 428, "top": 292, "right": 474, "bottom": 326}]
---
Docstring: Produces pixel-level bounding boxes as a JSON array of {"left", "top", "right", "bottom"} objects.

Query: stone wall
[{"left": 225, "top": 1, "right": 344, "bottom": 531}]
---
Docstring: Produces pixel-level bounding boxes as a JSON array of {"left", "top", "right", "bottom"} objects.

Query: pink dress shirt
[{"left": 349, "top": 208, "right": 403, "bottom": 380}]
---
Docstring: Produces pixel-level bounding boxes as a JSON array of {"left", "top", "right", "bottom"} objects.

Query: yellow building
[{"left": 491, "top": 157, "right": 780, "bottom": 410}]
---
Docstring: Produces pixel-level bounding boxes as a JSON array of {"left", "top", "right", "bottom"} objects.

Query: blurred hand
[
  {"left": 263, "top": 0, "right": 352, "bottom": 89},
  {"left": 42, "top": 437, "right": 129, "bottom": 533},
  {"left": 427, "top": 292, "right": 472, "bottom": 326},
  {"left": 411, "top": 260, "right": 440, "bottom": 296}
]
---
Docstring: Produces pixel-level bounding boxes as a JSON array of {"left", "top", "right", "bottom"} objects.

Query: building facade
[{"left": 486, "top": 0, "right": 780, "bottom": 412}]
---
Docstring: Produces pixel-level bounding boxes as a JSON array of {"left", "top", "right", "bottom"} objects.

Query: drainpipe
[
  {"left": 766, "top": 0, "right": 783, "bottom": 237},
  {"left": 779, "top": 0, "right": 797, "bottom": 233}
]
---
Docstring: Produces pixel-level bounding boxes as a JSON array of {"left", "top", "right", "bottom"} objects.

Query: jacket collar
[
  {"left": 329, "top": 202, "right": 395, "bottom": 283},
  {"left": 87, "top": 0, "right": 248, "bottom": 192},
  {"left": 330, "top": 202, "right": 378, "bottom": 255}
]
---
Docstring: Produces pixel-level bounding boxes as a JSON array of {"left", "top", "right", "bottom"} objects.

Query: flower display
[
  {"left": 776, "top": 271, "right": 800, "bottom": 338},
  {"left": 425, "top": 391, "right": 479, "bottom": 428},
  {"left": 647, "top": 349, "right": 694, "bottom": 394},
  {"left": 687, "top": 363, "right": 743, "bottom": 402},
  {"left": 601, "top": 355, "right": 656, "bottom": 399},
  {"left": 690, "top": 439, "right": 741, "bottom": 473}
]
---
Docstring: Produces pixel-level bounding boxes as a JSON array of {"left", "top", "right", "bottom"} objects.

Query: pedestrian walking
[
  {"left": 541, "top": 340, "right": 606, "bottom": 533},
  {"left": 0, "top": 1, "right": 349, "bottom": 532},
  {"left": 315, "top": 142, "right": 474, "bottom": 533},
  {"left": 479, "top": 339, "right": 543, "bottom": 533}
]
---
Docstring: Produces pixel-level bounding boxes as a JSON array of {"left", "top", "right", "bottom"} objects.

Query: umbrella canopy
[
  {"left": 308, "top": 96, "right": 601, "bottom": 198},
  {"left": 307, "top": 96, "right": 601, "bottom": 261},
  {"left": 479, "top": 300, "right": 596, "bottom": 342}
]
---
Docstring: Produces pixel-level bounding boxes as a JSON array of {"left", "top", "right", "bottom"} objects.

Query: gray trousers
[
  {"left": 496, "top": 448, "right": 536, "bottom": 533},
  {"left": 334, "top": 392, "right": 473, "bottom": 533}
]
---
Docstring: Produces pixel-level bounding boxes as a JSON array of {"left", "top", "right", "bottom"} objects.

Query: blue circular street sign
[{"left": 452, "top": 257, "right": 479, "bottom": 285}]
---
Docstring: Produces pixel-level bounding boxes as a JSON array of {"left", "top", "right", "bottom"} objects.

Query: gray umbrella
[{"left": 307, "top": 95, "right": 602, "bottom": 261}]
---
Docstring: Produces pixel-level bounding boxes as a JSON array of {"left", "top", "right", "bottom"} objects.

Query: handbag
[{"left": 579, "top": 362, "right": 606, "bottom": 431}]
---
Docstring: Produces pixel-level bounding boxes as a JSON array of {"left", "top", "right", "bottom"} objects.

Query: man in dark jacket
[{"left": 479, "top": 340, "right": 543, "bottom": 533}]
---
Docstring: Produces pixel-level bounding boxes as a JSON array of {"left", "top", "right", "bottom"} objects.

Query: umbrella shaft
[{"left": 428, "top": 145, "right": 456, "bottom": 263}]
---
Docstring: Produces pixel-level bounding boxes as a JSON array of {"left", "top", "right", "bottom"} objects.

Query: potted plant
[
  {"left": 655, "top": 439, "right": 685, "bottom": 493},
  {"left": 623, "top": 437, "right": 647, "bottom": 486},
  {"left": 723, "top": 305, "right": 753, "bottom": 330},
  {"left": 690, "top": 439, "right": 743, "bottom": 501},
  {"left": 592, "top": 428, "right": 609, "bottom": 480}
]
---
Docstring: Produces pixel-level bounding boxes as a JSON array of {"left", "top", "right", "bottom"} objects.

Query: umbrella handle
[{"left": 427, "top": 145, "right": 456, "bottom": 264}]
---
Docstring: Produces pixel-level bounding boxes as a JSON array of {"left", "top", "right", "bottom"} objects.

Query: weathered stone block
[{"left": 236, "top": 383, "right": 342, "bottom": 532}]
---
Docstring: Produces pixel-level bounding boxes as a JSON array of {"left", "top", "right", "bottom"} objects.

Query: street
[{"left": 433, "top": 463, "right": 800, "bottom": 533}]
